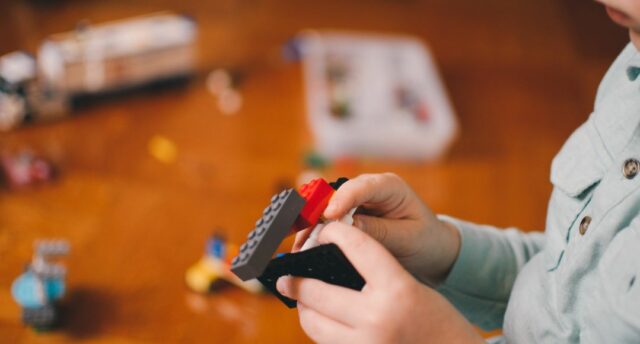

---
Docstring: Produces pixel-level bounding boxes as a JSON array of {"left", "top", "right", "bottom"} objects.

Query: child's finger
[
  {"left": 353, "top": 214, "right": 393, "bottom": 243},
  {"left": 324, "top": 173, "right": 405, "bottom": 220},
  {"left": 292, "top": 227, "right": 313, "bottom": 252},
  {"left": 277, "top": 275, "right": 364, "bottom": 326},
  {"left": 317, "top": 221, "right": 410, "bottom": 286},
  {"left": 297, "top": 303, "right": 355, "bottom": 343},
  {"left": 353, "top": 215, "right": 419, "bottom": 255}
]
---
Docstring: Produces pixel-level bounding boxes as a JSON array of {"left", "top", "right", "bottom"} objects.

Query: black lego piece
[
  {"left": 257, "top": 243, "right": 365, "bottom": 308},
  {"left": 231, "top": 189, "right": 306, "bottom": 281},
  {"left": 329, "top": 177, "right": 349, "bottom": 190}
]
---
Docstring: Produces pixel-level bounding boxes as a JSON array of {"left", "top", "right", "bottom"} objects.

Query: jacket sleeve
[
  {"left": 581, "top": 216, "right": 640, "bottom": 342},
  {"left": 435, "top": 215, "right": 545, "bottom": 331}
]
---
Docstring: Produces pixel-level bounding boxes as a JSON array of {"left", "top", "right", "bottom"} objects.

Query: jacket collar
[{"left": 627, "top": 44, "right": 640, "bottom": 81}]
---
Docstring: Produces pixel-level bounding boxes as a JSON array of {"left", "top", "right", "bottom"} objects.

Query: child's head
[{"left": 597, "top": 0, "right": 640, "bottom": 49}]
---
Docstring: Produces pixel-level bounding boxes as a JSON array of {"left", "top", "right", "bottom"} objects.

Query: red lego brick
[{"left": 292, "top": 178, "right": 334, "bottom": 232}]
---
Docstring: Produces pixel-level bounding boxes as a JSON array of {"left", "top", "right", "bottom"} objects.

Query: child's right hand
[{"left": 293, "top": 173, "right": 461, "bottom": 286}]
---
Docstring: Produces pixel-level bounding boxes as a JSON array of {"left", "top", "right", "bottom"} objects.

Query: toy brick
[
  {"left": 292, "top": 178, "right": 335, "bottom": 232},
  {"left": 205, "top": 234, "right": 226, "bottom": 259},
  {"left": 258, "top": 243, "right": 365, "bottom": 308},
  {"left": 329, "top": 177, "right": 349, "bottom": 190},
  {"left": 231, "top": 189, "right": 305, "bottom": 281},
  {"left": 35, "top": 240, "right": 70, "bottom": 257}
]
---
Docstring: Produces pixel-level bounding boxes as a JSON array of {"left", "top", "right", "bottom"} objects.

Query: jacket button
[
  {"left": 623, "top": 158, "right": 639, "bottom": 179},
  {"left": 579, "top": 216, "right": 591, "bottom": 235}
]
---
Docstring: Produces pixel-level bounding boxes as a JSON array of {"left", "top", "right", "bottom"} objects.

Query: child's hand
[
  {"left": 279, "top": 222, "right": 482, "bottom": 344},
  {"left": 294, "top": 173, "right": 460, "bottom": 285}
]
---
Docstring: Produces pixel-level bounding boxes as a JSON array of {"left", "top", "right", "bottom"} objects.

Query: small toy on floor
[
  {"left": 290, "top": 31, "right": 458, "bottom": 160},
  {"left": 231, "top": 177, "right": 365, "bottom": 308},
  {"left": 186, "top": 233, "right": 262, "bottom": 294},
  {"left": 0, "top": 150, "right": 55, "bottom": 189},
  {"left": 11, "top": 240, "right": 70, "bottom": 331},
  {"left": 206, "top": 68, "right": 243, "bottom": 116},
  {"left": 0, "top": 13, "right": 198, "bottom": 131},
  {"left": 148, "top": 135, "right": 178, "bottom": 164}
]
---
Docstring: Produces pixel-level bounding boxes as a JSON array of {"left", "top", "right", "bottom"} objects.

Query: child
[{"left": 276, "top": 0, "right": 640, "bottom": 342}]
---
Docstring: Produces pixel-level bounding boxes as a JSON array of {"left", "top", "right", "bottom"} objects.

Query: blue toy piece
[
  {"left": 206, "top": 235, "right": 226, "bottom": 259},
  {"left": 11, "top": 270, "right": 65, "bottom": 308},
  {"left": 282, "top": 37, "right": 303, "bottom": 62},
  {"left": 11, "top": 239, "right": 69, "bottom": 330}
]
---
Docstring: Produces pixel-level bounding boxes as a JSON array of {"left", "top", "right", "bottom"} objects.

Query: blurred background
[{"left": 0, "top": 0, "right": 629, "bottom": 342}]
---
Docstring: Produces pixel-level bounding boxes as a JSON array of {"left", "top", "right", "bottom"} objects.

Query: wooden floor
[{"left": 0, "top": 0, "right": 629, "bottom": 342}]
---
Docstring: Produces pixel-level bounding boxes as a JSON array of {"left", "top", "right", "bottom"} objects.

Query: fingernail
[{"left": 276, "top": 276, "right": 291, "bottom": 295}]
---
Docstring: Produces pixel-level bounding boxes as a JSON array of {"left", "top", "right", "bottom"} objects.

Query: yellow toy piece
[{"left": 186, "top": 237, "right": 263, "bottom": 294}]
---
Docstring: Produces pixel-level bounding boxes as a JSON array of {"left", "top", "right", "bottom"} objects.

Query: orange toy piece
[{"left": 292, "top": 178, "right": 335, "bottom": 232}]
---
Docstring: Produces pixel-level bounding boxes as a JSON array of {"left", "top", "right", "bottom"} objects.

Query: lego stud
[{"left": 231, "top": 189, "right": 306, "bottom": 281}]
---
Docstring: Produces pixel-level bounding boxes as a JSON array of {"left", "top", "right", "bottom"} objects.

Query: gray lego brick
[
  {"left": 35, "top": 240, "right": 70, "bottom": 256},
  {"left": 231, "top": 189, "right": 305, "bottom": 281}
]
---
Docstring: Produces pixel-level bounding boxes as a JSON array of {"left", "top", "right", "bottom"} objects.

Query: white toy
[{"left": 296, "top": 31, "right": 457, "bottom": 160}]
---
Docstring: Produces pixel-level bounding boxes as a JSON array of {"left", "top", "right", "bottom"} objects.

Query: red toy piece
[
  {"left": 292, "top": 178, "right": 335, "bottom": 233},
  {"left": 0, "top": 151, "right": 55, "bottom": 189}
]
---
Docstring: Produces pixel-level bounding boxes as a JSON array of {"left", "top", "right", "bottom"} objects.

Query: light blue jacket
[{"left": 437, "top": 42, "right": 640, "bottom": 343}]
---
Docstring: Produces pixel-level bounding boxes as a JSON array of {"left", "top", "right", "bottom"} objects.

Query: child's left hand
[{"left": 276, "top": 222, "right": 482, "bottom": 344}]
